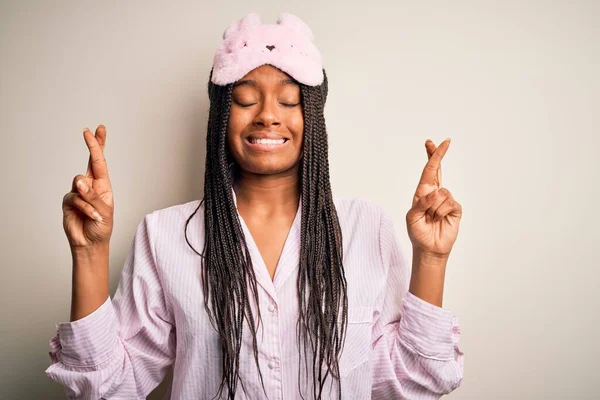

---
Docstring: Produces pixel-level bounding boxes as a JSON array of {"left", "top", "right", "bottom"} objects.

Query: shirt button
[
  {"left": 268, "top": 361, "right": 276, "bottom": 369},
  {"left": 267, "top": 304, "right": 275, "bottom": 312}
]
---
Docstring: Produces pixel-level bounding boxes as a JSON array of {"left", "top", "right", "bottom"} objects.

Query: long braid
[
  {"left": 297, "top": 70, "right": 348, "bottom": 400},
  {"left": 184, "top": 67, "right": 347, "bottom": 399}
]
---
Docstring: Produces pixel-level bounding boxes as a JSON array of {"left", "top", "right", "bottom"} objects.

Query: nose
[{"left": 252, "top": 98, "right": 281, "bottom": 128}]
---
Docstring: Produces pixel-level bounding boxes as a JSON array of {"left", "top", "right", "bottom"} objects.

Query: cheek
[
  {"left": 226, "top": 110, "right": 249, "bottom": 149},
  {"left": 227, "top": 109, "right": 246, "bottom": 135},
  {"left": 288, "top": 111, "right": 304, "bottom": 141}
]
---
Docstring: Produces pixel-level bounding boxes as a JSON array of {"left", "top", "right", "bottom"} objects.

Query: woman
[{"left": 46, "top": 13, "right": 464, "bottom": 400}]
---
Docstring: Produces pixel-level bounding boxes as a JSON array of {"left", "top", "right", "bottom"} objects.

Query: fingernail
[
  {"left": 92, "top": 211, "right": 103, "bottom": 222},
  {"left": 445, "top": 136, "right": 451, "bottom": 143},
  {"left": 77, "top": 179, "right": 89, "bottom": 193}
]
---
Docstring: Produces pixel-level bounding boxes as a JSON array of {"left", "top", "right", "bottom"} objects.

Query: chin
[{"left": 238, "top": 158, "right": 299, "bottom": 175}]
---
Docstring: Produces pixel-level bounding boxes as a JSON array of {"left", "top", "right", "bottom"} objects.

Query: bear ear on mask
[
  {"left": 222, "top": 12, "right": 261, "bottom": 40},
  {"left": 211, "top": 12, "right": 324, "bottom": 87},
  {"left": 276, "top": 13, "right": 314, "bottom": 42}
]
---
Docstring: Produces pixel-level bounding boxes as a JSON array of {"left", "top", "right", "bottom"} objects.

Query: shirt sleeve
[
  {"left": 370, "top": 208, "right": 464, "bottom": 399},
  {"left": 45, "top": 213, "right": 176, "bottom": 399}
]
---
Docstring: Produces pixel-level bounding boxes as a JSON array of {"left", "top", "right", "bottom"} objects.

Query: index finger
[
  {"left": 83, "top": 127, "right": 109, "bottom": 180},
  {"left": 425, "top": 139, "right": 443, "bottom": 187},
  {"left": 418, "top": 137, "right": 450, "bottom": 186},
  {"left": 85, "top": 125, "right": 107, "bottom": 179}
]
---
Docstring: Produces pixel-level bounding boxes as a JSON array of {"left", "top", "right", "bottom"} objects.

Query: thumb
[{"left": 407, "top": 189, "right": 438, "bottom": 223}]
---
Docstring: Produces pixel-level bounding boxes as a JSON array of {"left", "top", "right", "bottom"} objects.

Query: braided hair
[{"left": 184, "top": 67, "right": 348, "bottom": 399}]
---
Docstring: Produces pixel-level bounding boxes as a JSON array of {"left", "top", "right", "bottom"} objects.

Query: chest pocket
[{"left": 338, "top": 306, "right": 373, "bottom": 377}]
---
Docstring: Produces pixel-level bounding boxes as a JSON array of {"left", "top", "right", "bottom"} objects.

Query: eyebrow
[
  {"left": 233, "top": 80, "right": 256, "bottom": 88},
  {"left": 233, "top": 78, "right": 299, "bottom": 88},
  {"left": 279, "top": 78, "right": 298, "bottom": 85}
]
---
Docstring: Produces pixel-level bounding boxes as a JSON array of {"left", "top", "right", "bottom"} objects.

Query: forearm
[
  {"left": 372, "top": 266, "right": 463, "bottom": 397},
  {"left": 408, "top": 250, "right": 448, "bottom": 308},
  {"left": 70, "top": 244, "right": 110, "bottom": 321}
]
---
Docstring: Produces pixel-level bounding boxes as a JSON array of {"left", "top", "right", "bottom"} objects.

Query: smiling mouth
[{"left": 247, "top": 137, "right": 289, "bottom": 145}]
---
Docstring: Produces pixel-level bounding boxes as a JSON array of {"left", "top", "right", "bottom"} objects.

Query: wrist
[
  {"left": 409, "top": 249, "right": 448, "bottom": 307},
  {"left": 71, "top": 243, "right": 110, "bottom": 267},
  {"left": 413, "top": 248, "right": 449, "bottom": 268},
  {"left": 71, "top": 242, "right": 109, "bottom": 256},
  {"left": 70, "top": 244, "right": 110, "bottom": 321}
]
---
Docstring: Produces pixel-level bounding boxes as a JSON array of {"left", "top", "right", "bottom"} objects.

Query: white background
[{"left": 1, "top": 1, "right": 598, "bottom": 399}]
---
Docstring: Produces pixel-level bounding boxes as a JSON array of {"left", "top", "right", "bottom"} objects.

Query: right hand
[{"left": 62, "top": 125, "right": 114, "bottom": 249}]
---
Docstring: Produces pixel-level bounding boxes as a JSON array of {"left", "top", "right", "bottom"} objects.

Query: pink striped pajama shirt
[{"left": 45, "top": 187, "right": 464, "bottom": 399}]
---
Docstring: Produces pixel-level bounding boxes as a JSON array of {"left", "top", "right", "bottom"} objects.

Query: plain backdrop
[{"left": 1, "top": 1, "right": 598, "bottom": 399}]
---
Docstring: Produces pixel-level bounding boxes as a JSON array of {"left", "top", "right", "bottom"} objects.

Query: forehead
[{"left": 234, "top": 64, "right": 298, "bottom": 88}]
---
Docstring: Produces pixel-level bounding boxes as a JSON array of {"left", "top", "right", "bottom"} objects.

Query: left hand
[{"left": 406, "top": 138, "right": 463, "bottom": 258}]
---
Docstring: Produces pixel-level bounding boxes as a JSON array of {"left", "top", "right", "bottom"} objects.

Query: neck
[{"left": 232, "top": 164, "right": 300, "bottom": 219}]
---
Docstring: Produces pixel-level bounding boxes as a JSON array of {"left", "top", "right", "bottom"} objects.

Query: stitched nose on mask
[{"left": 266, "top": 45, "right": 275, "bottom": 51}]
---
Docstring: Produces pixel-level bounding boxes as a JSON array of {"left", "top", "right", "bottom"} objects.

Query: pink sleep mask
[{"left": 211, "top": 13, "right": 324, "bottom": 86}]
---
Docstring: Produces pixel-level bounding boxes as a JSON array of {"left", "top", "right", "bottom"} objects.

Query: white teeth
[{"left": 250, "top": 138, "right": 286, "bottom": 145}]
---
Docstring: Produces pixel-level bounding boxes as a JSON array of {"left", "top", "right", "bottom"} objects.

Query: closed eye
[
  {"left": 234, "top": 100, "right": 256, "bottom": 108},
  {"left": 281, "top": 102, "right": 300, "bottom": 108}
]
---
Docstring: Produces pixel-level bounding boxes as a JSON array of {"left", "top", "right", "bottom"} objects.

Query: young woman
[{"left": 47, "top": 13, "right": 464, "bottom": 400}]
